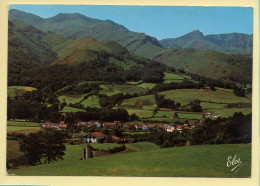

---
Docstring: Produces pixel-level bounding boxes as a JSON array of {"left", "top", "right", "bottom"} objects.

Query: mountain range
[
  {"left": 9, "top": 9, "right": 253, "bottom": 57},
  {"left": 8, "top": 9, "right": 252, "bottom": 83},
  {"left": 159, "top": 30, "right": 253, "bottom": 55},
  {"left": 9, "top": 9, "right": 165, "bottom": 59}
]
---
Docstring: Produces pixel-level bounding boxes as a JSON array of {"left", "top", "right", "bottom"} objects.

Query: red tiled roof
[
  {"left": 177, "top": 125, "right": 183, "bottom": 129},
  {"left": 111, "top": 136, "right": 120, "bottom": 140},
  {"left": 103, "top": 122, "right": 116, "bottom": 126},
  {"left": 59, "top": 124, "right": 67, "bottom": 129},
  {"left": 90, "top": 132, "right": 107, "bottom": 138}
]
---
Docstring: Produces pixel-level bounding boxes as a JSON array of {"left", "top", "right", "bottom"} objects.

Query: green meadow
[
  {"left": 7, "top": 120, "right": 41, "bottom": 133},
  {"left": 99, "top": 84, "right": 147, "bottom": 96},
  {"left": 82, "top": 143, "right": 120, "bottom": 151},
  {"left": 8, "top": 86, "right": 37, "bottom": 98},
  {"left": 137, "top": 83, "right": 157, "bottom": 89},
  {"left": 7, "top": 120, "right": 40, "bottom": 127},
  {"left": 163, "top": 73, "right": 184, "bottom": 84},
  {"left": 60, "top": 106, "right": 86, "bottom": 113},
  {"left": 160, "top": 88, "right": 250, "bottom": 105},
  {"left": 7, "top": 126, "right": 40, "bottom": 132},
  {"left": 126, "top": 142, "right": 160, "bottom": 152},
  {"left": 58, "top": 94, "right": 84, "bottom": 104},
  {"left": 81, "top": 95, "right": 101, "bottom": 108},
  {"left": 125, "top": 108, "right": 154, "bottom": 118},
  {"left": 8, "top": 143, "right": 251, "bottom": 177},
  {"left": 121, "top": 94, "right": 155, "bottom": 107}
]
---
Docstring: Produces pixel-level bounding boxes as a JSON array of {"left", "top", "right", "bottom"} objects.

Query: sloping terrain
[
  {"left": 9, "top": 9, "right": 165, "bottom": 59},
  {"left": 8, "top": 19, "right": 57, "bottom": 69},
  {"left": 8, "top": 143, "right": 251, "bottom": 177},
  {"left": 154, "top": 48, "right": 252, "bottom": 83}
]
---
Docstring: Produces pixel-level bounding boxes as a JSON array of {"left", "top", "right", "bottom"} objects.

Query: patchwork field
[
  {"left": 8, "top": 143, "right": 251, "bottom": 177},
  {"left": 125, "top": 108, "right": 154, "bottom": 119},
  {"left": 8, "top": 86, "right": 37, "bottom": 98},
  {"left": 201, "top": 102, "right": 252, "bottom": 117},
  {"left": 81, "top": 95, "right": 101, "bottom": 108},
  {"left": 159, "top": 88, "right": 250, "bottom": 105},
  {"left": 100, "top": 84, "right": 148, "bottom": 96},
  {"left": 121, "top": 94, "right": 155, "bottom": 107},
  {"left": 7, "top": 120, "right": 41, "bottom": 134}
]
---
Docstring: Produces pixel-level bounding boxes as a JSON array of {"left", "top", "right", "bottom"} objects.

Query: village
[{"left": 40, "top": 111, "right": 221, "bottom": 144}]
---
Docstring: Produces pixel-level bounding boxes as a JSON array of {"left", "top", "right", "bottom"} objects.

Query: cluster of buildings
[
  {"left": 41, "top": 120, "right": 200, "bottom": 132},
  {"left": 83, "top": 132, "right": 128, "bottom": 143},
  {"left": 41, "top": 120, "right": 121, "bottom": 130},
  {"left": 202, "top": 112, "right": 221, "bottom": 119},
  {"left": 40, "top": 120, "right": 205, "bottom": 144},
  {"left": 123, "top": 121, "right": 196, "bottom": 132}
]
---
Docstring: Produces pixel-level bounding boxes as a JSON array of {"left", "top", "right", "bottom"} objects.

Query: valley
[{"left": 6, "top": 8, "right": 253, "bottom": 177}]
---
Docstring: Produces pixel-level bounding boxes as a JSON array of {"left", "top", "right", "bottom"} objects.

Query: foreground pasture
[{"left": 8, "top": 143, "right": 251, "bottom": 177}]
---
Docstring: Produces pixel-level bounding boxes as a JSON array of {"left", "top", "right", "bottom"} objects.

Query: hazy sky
[{"left": 9, "top": 5, "right": 253, "bottom": 40}]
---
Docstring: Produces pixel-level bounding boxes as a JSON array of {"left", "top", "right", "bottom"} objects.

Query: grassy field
[
  {"left": 8, "top": 86, "right": 36, "bottom": 98},
  {"left": 8, "top": 143, "right": 251, "bottom": 177},
  {"left": 81, "top": 95, "right": 101, "bottom": 108},
  {"left": 60, "top": 106, "right": 85, "bottom": 113},
  {"left": 142, "top": 105, "right": 156, "bottom": 110},
  {"left": 7, "top": 126, "right": 40, "bottom": 132},
  {"left": 177, "top": 112, "right": 202, "bottom": 120},
  {"left": 58, "top": 94, "right": 84, "bottom": 104},
  {"left": 121, "top": 94, "right": 155, "bottom": 107},
  {"left": 7, "top": 120, "right": 40, "bottom": 127},
  {"left": 210, "top": 108, "right": 252, "bottom": 117},
  {"left": 82, "top": 143, "right": 121, "bottom": 151},
  {"left": 155, "top": 111, "right": 172, "bottom": 118},
  {"left": 125, "top": 108, "right": 154, "bottom": 118},
  {"left": 125, "top": 142, "right": 160, "bottom": 152},
  {"left": 201, "top": 102, "right": 251, "bottom": 117},
  {"left": 7, "top": 120, "right": 41, "bottom": 134},
  {"left": 137, "top": 83, "right": 157, "bottom": 89},
  {"left": 163, "top": 73, "right": 184, "bottom": 84},
  {"left": 99, "top": 84, "right": 148, "bottom": 96},
  {"left": 160, "top": 88, "right": 251, "bottom": 105}
]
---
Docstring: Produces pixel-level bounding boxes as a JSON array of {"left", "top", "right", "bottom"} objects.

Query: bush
[{"left": 107, "top": 145, "right": 126, "bottom": 153}]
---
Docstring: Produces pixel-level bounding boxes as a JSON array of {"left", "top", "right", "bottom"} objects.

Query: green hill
[
  {"left": 9, "top": 9, "right": 165, "bottom": 59},
  {"left": 159, "top": 30, "right": 253, "bottom": 55},
  {"left": 153, "top": 48, "right": 252, "bottom": 83},
  {"left": 8, "top": 19, "right": 57, "bottom": 69},
  {"left": 8, "top": 143, "right": 251, "bottom": 177}
]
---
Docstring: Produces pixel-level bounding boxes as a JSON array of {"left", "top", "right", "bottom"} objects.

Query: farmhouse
[
  {"left": 177, "top": 125, "right": 183, "bottom": 131},
  {"left": 84, "top": 132, "right": 107, "bottom": 143},
  {"left": 41, "top": 122, "right": 66, "bottom": 130}
]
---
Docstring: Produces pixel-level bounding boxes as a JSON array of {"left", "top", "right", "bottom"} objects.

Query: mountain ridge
[
  {"left": 159, "top": 30, "right": 253, "bottom": 55},
  {"left": 9, "top": 9, "right": 164, "bottom": 59}
]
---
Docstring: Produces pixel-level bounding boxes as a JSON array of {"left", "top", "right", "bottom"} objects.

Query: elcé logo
[{"left": 226, "top": 155, "right": 243, "bottom": 172}]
